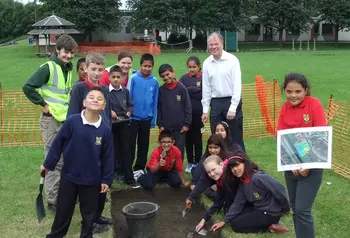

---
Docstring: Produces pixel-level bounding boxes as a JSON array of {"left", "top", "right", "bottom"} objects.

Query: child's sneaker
[
  {"left": 269, "top": 220, "right": 289, "bottom": 232},
  {"left": 133, "top": 169, "right": 145, "bottom": 181},
  {"left": 185, "top": 163, "right": 193, "bottom": 173},
  {"left": 127, "top": 181, "right": 141, "bottom": 189}
]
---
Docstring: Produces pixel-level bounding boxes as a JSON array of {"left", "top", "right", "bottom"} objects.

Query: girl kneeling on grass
[
  {"left": 190, "top": 134, "right": 232, "bottom": 200},
  {"left": 277, "top": 73, "right": 327, "bottom": 238},
  {"left": 207, "top": 153, "right": 290, "bottom": 234}
]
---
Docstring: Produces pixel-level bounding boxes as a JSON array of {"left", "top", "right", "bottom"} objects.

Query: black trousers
[
  {"left": 46, "top": 177, "right": 100, "bottom": 238},
  {"left": 129, "top": 119, "right": 151, "bottom": 171},
  {"left": 112, "top": 121, "right": 134, "bottom": 184},
  {"left": 210, "top": 97, "right": 246, "bottom": 152},
  {"left": 185, "top": 114, "right": 203, "bottom": 164},
  {"left": 229, "top": 206, "right": 280, "bottom": 233},
  {"left": 164, "top": 129, "right": 186, "bottom": 161},
  {"left": 138, "top": 170, "right": 181, "bottom": 190}
]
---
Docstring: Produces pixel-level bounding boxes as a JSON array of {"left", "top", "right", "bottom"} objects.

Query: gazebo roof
[
  {"left": 27, "top": 28, "right": 80, "bottom": 35},
  {"left": 32, "top": 14, "right": 75, "bottom": 27}
]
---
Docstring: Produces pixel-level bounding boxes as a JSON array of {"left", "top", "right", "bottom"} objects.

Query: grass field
[{"left": 1, "top": 40, "right": 350, "bottom": 238}]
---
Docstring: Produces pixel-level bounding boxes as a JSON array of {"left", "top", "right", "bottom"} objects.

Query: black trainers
[
  {"left": 126, "top": 181, "right": 140, "bottom": 189},
  {"left": 95, "top": 216, "right": 113, "bottom": 225},
  {"left": 92, "top": 223, "right": 109, "bottom": 234},
  {"left": 47, "top": 203, "right": 56, "bottom": 213}
]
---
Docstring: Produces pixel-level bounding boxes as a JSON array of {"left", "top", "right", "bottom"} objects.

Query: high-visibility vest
[{"left": 37, "top": 61, "right": 73, "bottom": 122}]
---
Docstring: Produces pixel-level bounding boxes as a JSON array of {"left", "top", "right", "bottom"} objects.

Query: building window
[
  {"left": 322, "top": 24, "right": 333, "bottom": 34},
  {"left": 125, "top": 27, "right": 131, "bottom": 33}
]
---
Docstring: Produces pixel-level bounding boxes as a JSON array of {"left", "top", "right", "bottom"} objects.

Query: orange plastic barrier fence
[
  {"left": 0, "top": 78, "right": 281, "bottom": 147},
  {"left": 326, "top": 95, "right": 350, "bottom": 179},
  {"left": 78, "top": 41, "right": 161, "bottom": 55}
]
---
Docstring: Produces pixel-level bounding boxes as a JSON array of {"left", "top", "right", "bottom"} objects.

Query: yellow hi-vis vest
[{"left": 37, "top": 61, "right": 73, "bottom": 122}]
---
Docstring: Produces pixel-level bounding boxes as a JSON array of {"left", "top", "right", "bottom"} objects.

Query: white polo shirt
[{"left": 201, "top": 50, "right": 242, "bottom": 114}]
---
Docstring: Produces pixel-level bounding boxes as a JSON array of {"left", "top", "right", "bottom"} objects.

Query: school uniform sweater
[
  {"left": 147, "top": 145, "right": 184, "bottom": 172},
  {"left": 129, "top": 71, "right": 159, "bottom": 128},
  {"left": 223, "top": 172, "right": 290, "bottom": 224},
  {"left": 157, "top": 80, "right": 192, "bottom": 131},
  {"left": 109, "top": 85, "right": 134, "bottom": 115},
  {"left": 277, "top": 96, "right": 327, "bottom": 130},
  {"left": 67, "top": 81, "right": 112, "bottom": 126},
  {"left": 43, "top": 113, "right": 114, "bottom": 186},
  {"left": 179, "top": 73, "right": 202, "bottom": 115}
]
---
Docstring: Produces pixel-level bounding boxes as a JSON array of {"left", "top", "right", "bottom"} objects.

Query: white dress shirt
[
  {"left": 109, "top": 83, "right": 123, "bottom": 92},
  {"left": 201, "top": 50, "right": 242, "bottom": 114}
]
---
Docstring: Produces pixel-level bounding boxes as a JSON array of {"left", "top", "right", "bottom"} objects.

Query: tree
[
  {"left": 318, "top": 0, "right": 350, "bottom": 45},
  {"left": 40, "top": 0, "right": 123, "bottom": 41},
  {"left": 126, "top": 0, "right": 186, "bottom": 31},
  {"left": 195, "top": 0, "right": 253, "bottom": 31},
  {"left": 252, "top": 0, "right": 315, "bottom": 46}
]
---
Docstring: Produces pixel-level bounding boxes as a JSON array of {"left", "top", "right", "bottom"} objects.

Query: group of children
[
  {"left": 183, "top": 73, "right": 326, "bottom": 238},
  {"left": 32, "top": 34, "right": 326, "bottom": 238}
]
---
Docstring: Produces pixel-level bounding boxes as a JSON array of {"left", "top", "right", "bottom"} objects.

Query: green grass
[{"left": 1, "top": 40, "right": 350, "bottom": 238}]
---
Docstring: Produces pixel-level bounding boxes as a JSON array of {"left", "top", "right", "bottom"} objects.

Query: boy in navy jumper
[
  {"left": 68, "top": 53, "right": 112, "bottom": 126},
  {"left": 40, "top": 87, "right": 114, "bottom": 238},
  {"left": 67, "top": 53, "right": 112, "bottom": 233},
  {"left": 157, "top": 64, "right": 192, "bottom": 161},
  {"left": 129, "top": 53, "right": 159, "bottom": 173},
  {"left": 136, "top": 130, "right": 190, "bottom": 189},
  {"left": 109, "top": 65, "right": 139, "bottom": 188}
]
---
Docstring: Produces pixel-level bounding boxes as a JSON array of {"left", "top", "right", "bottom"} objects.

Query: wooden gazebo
[{"left": 27, "top": 14, "right": 80, "bottom": 57}]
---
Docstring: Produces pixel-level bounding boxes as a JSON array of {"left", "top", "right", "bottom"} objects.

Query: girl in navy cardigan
[
  {"left": 190, "top": 134, "right": 232, "bottom": 200},
  {"left": 209, "top": 153, "right": 290, "bottom": 234},
  {"left": 179, "top": 56, "right": 203, "bottom": 173},
  {"left": 214, "top": 121, "right": 243, "bottom": 152}
]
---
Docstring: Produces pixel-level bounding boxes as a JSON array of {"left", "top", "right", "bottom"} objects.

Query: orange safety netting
[
  {"left": 0, "top": 77, "right": 281, "bottom": 147},
  {"left": 326, "top": 95, "right": 350, "bottom": 179},
  {"left": 78, "top": 41, "right": 161, "bottom": 55}
]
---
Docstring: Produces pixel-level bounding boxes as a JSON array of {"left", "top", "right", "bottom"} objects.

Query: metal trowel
[{"left": 182, "top": 202, "right": 192, "bottom": 217}]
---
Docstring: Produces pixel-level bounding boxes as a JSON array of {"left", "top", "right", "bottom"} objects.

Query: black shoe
[
  {"left": 95, "top": 216, "right": 113, "bottom": 225},
  {"left": 47, "top": 203, "right": 56, "bottom": 213},
  {"left": 92, "top": 223, "right": 109, "bottom": 234},
  {"left": 126, "top": 181, "right": 140, "bottom": 189}
]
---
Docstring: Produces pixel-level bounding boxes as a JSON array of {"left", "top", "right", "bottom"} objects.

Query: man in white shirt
[{"left": 201, "top": 32, "right": 245, "bottom": 152}]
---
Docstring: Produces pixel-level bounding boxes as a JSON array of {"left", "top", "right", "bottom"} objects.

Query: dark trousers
[
  {"left": 112, "top": 121, "right": 134, "bottom": 184},
  {"left": 171, "top": 130, "right": 186, "bottom": 161},
  {"left": 210, "top": 97, "right": 246, "bottom": 152},
  {"left": 95, "top": 193, "right": 107, "bottom": 221},
  {"left": 130, "top": 119, "right": 151, "bottom": 171},
  {"left": 138, "top": 170, "right": 181, "bottom": 190},
  {"left": 229, "top": 206, "right": 280, "bottom": 233},
  {"left": 46, "top": 177, "right": 100, "bottom": 238},
  {"left": 185, "top": 114, "right": 203, "bottom": 164},
  {"left": 285, "top": 169, "right": 323, "bottom": 238}
]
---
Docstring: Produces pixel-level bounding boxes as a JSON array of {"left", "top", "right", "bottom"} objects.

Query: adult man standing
[
  {"left": 201, "top": 32, "right": 246, "bottom": 152},
  {"left": 22, "top": 34, "right": 78, "bottom": 212}
]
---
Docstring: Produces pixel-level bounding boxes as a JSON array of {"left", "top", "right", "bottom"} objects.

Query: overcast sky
[{"left": 17, "top": 0, "right": 128, "bottom": 9}]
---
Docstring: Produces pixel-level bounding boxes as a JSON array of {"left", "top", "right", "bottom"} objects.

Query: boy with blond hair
[{"left": 67, "top": 52, "right": 112, "bottom": 233}]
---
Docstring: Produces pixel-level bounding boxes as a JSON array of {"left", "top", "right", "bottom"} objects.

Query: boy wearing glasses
[{"left": 136, "top": 130, "right": 190, "bottom": 190}]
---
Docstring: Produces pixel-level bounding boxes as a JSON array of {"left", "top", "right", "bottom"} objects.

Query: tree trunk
[
  {"left": 334, "top": 25, "right": 339, "bottom": 46},
  {"left": 279, "top": 29, "right": 283, "bottom": 48}
]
